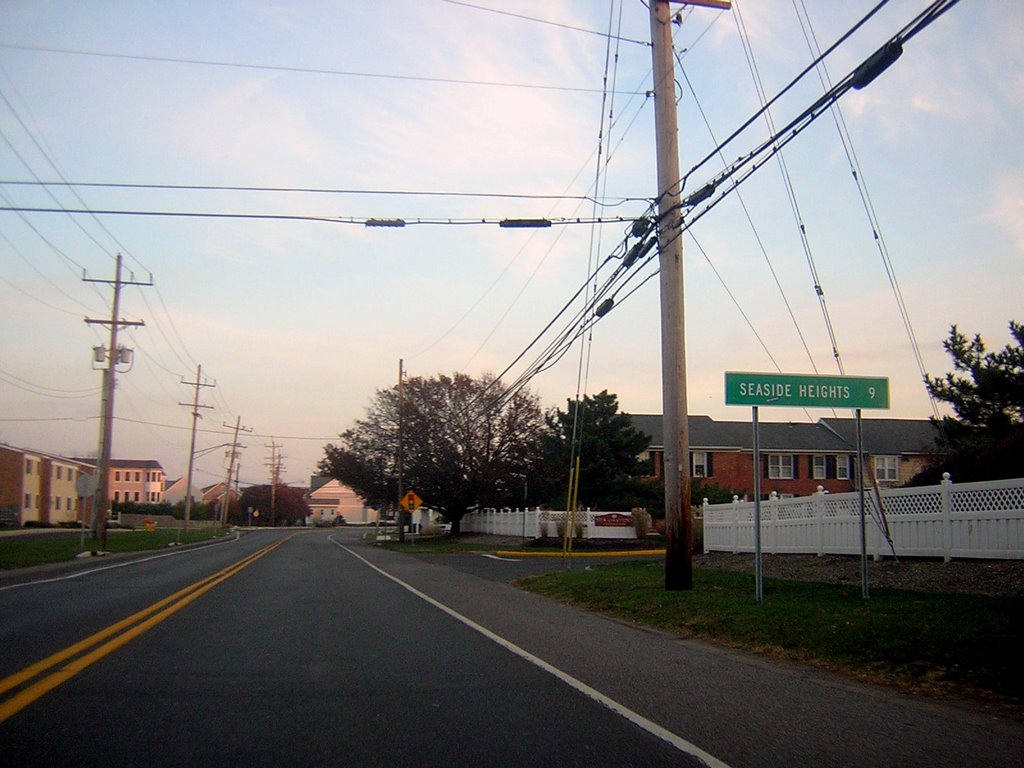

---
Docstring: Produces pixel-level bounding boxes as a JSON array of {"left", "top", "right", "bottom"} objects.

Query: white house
[{"left": 307, "top": 476, "right": 375, "bottom": 524}]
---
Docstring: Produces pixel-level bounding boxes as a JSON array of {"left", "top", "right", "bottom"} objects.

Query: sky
[{"left": 1, "top": 0, "right": 1021, "bottom": 490}]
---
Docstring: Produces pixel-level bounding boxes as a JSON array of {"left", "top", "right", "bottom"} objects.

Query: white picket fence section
[
  {"left": 462, "top": 508, "right": 642, "bottom": 540},
  {"left": 703, "top": 474, "right": 1024, "bottom": 560}
]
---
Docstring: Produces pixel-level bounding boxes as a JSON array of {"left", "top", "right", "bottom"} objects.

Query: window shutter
[
  {"left": 826, "top": 455, "right": 836, "bottom": 479},
  {"left": 707, "top": 452, "right": 714, "bottom": 477},
  {"left": 763, "top": 456, "right": 769, "bottom": 478},
  {"left": 792, "top": 455, "right": 800, "bottom": 478}
]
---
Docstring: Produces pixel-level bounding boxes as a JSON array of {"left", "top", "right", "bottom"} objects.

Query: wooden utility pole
[
  {"left": 84, "top": 252, "right": 150, "bottom": 549},
  {"left": 397, "top": 358, "right": 405, "bottom": 543},
  {"left": 265, "top": 440, "right": 284, "bottom": 525},
  {"left": 650, "top": 1, "right": 694, "bottom": 590},
  {"left": 220, "top": 416, "right": 251, "bottom": 525},
  {"left": 179, "top": 365, "right": 214, "bottom": 537}
]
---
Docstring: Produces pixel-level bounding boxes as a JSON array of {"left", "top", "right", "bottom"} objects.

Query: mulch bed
[{"left": 694, "top": 552, "right": 1024, "bottom": 597}]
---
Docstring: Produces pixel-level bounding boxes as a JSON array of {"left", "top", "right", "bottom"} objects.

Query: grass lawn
[
  {"left": 517, "top": 560, "right": 1024, "bottom": 707},
  {"left": 0, "top": 528, "right": 225, "bottom": 570}
]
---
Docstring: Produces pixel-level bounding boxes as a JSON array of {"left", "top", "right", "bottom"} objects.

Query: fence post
[
  {"left": 732, "top": 495, "right": 740, "bottom": 554},
  {"left": 941, "top": 472, "right": 953, "bottom": 562},
  {"left": 702, "top": 498, "right": 709, "bottom": 554},
  {"left": 768, "top": 491, "right": 778, "bottom": 554},
  {"left": 815, "top": 486, "right": 826, "bottom": 557}
]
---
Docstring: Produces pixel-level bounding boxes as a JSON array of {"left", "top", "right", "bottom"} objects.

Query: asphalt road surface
[{"left": 1, "top": 528, "right": 1021, "bottom": 767}]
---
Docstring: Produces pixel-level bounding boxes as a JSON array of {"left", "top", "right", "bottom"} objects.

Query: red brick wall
[
  {"left": 0, "top": 447, "right": 22, "bottom": 520},
  {"left": 712, "top": 452, "right": 857, "bottom": 498},
  {"left": 649, "top": 449, "right": 858, "bottom": 499}
]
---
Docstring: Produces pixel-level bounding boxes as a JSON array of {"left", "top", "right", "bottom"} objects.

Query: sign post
[
  {"left": 725, "top": 372, "right": 890, "bottom": 603},
  {"left": 400, "top": 490, "right": 423, "bottom": 534}
]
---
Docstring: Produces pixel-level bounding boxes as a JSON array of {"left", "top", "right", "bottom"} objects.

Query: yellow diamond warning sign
[{"left": 400, "top": 490, "right": 423, "bottom": 512}]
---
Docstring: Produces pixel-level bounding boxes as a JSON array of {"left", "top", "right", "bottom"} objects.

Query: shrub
[{"left": 631, "top": 507, "right": 650, "bottom": 538}]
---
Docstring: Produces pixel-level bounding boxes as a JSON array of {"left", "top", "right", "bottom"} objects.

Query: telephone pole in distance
[{"left": 179, "top": 364, "right": 215, "bottom": 537}]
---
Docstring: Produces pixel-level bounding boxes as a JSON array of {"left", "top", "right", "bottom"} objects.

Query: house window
[
  {"left": 135, "top": 472, "right": 141, "bottom": 482},
  {"left": 55, "top": 497, "right": 61, "bottom": 511},
  {"left": 114, "top": 491, "right": 121, "bottom": 502},
  {"left": 768, "top": 454, "right": 794, "bottom": 479},
  {"left": 134, "top": 491, "right": 141, "bottom": 502},
  {"left": 56, "top": 466, "right": 63, "bottom": 480},
  {"left": 692, "top": 451, "right": 709, "bottom": 478},
  {"left": 114, "top": 471, "right": 121, "bottom": 482},
  {"left": 836, "top": 455, "right": 850, "bottom": 480},
  {"left": 24, "top": 494, "right": 30, "bottom": 509},
  {"left": 26, "top": 460, "right": 33, "bottom": 475},
  {"left": 812, "top": 455, "right": 826, "bottom": 480},
  {"left": 875, "top": 455, "right": 899, "bottom": 482}
]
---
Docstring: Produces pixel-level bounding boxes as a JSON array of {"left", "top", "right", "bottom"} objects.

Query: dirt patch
[{"left": 694, "top": 552, "right": 1024, "bottom": 597}]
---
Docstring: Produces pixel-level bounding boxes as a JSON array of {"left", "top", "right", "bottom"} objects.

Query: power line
[
  {"left": 732, "top": 0, "right": 844, "bottom": 374},
  {"left": 440, "top": 0, "right": 651, "bottom": 46},
  {"left": 676, "top": 55, "right": 820, "bottom": 371},
  {"left": 0, "top": 206, "right": 644, "bottom": 227},
  {"left": 0, "top": 87, "right": 150, "bottom": 273},
  {"left": 479, "top": 0, "right": 962, "bottom": 414},
  {"left": 792, "top": 0, "right": 940, "bottom": 418},
  {"left": 0, "top": 369, "right": 100, "bottom": 398},
  {"left": 0, "top": 42, "right": 646, "bottom": 96},
  {"left": 0, "top": 179, "right": 644, "bottom": 206}
]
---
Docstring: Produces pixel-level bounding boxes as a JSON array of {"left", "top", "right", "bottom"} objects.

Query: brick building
[
  {"left": 0, "top": 445, "right": 95, "bottom": 526},
  {"left": 73, "top": 458, "right": 166, "bottom": 505}
]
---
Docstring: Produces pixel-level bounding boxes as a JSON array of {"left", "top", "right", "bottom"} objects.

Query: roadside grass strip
[
  {"left": 0, "top": 536, "right": 291, "bottom": 724},
  {"left": 0, "top": 527, "right": 226, "bottom": 570}
]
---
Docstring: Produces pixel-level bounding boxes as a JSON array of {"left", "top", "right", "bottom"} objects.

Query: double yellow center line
[{"left": 0, "top": 535, "right": 290, "bottom": 724}]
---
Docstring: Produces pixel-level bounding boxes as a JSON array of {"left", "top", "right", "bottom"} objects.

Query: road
[{"left": 1, "top": 529, "right": 1021, "bottom": 767}]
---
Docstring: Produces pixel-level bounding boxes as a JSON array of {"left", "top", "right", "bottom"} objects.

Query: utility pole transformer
[
  {"left": 650, "top": 1, "right": 695, "bottom": 590},
  {"left": 84, "top": 253, "right": 151, "bottom": 549}
]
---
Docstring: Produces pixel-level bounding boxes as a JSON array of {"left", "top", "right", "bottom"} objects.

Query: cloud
[{"left": 986, "top": 174, "right": 1024, "bottom": 254}]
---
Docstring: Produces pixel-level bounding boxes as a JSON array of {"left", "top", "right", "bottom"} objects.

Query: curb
[{"left": 494, "top": 549, "right": 666, "bottom": 558}]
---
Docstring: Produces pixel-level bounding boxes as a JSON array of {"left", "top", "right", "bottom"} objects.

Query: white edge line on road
[
  {"left": 0, "top": 531, "right": 242, "bottom": 592},
  {"left": 479, "top": 553, "right": 520, "bottom": 562},
  {"left": 332, "top": 538, "right": 732, "bottom": 768}
]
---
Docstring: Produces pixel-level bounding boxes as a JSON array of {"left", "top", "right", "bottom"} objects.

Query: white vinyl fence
[
  {"left": 703, "top": 474, "right": 1024, "bottom": 561},
  {"left": 462, "top": 508, "right": 644, "bottom": 540}
]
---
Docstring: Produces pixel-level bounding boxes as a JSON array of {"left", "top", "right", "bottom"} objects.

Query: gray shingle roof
[
  {"left": 628, "top": 414, "right": 937, "bottom": 454},
  {"left": 818, "top": 418, "right": 939, "bottom": 455}
]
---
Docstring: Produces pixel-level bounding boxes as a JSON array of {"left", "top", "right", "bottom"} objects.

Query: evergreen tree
[
  {"left": 915, "top": 321, "right": 1023, "bottom": 483},
  {"left": 534, "top": 390, "right": 653, "bottom": 511}
]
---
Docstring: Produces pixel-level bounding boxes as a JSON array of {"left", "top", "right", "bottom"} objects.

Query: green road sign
[{"left": 725, "top": 371, "right": 890, "bottom": 409}]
